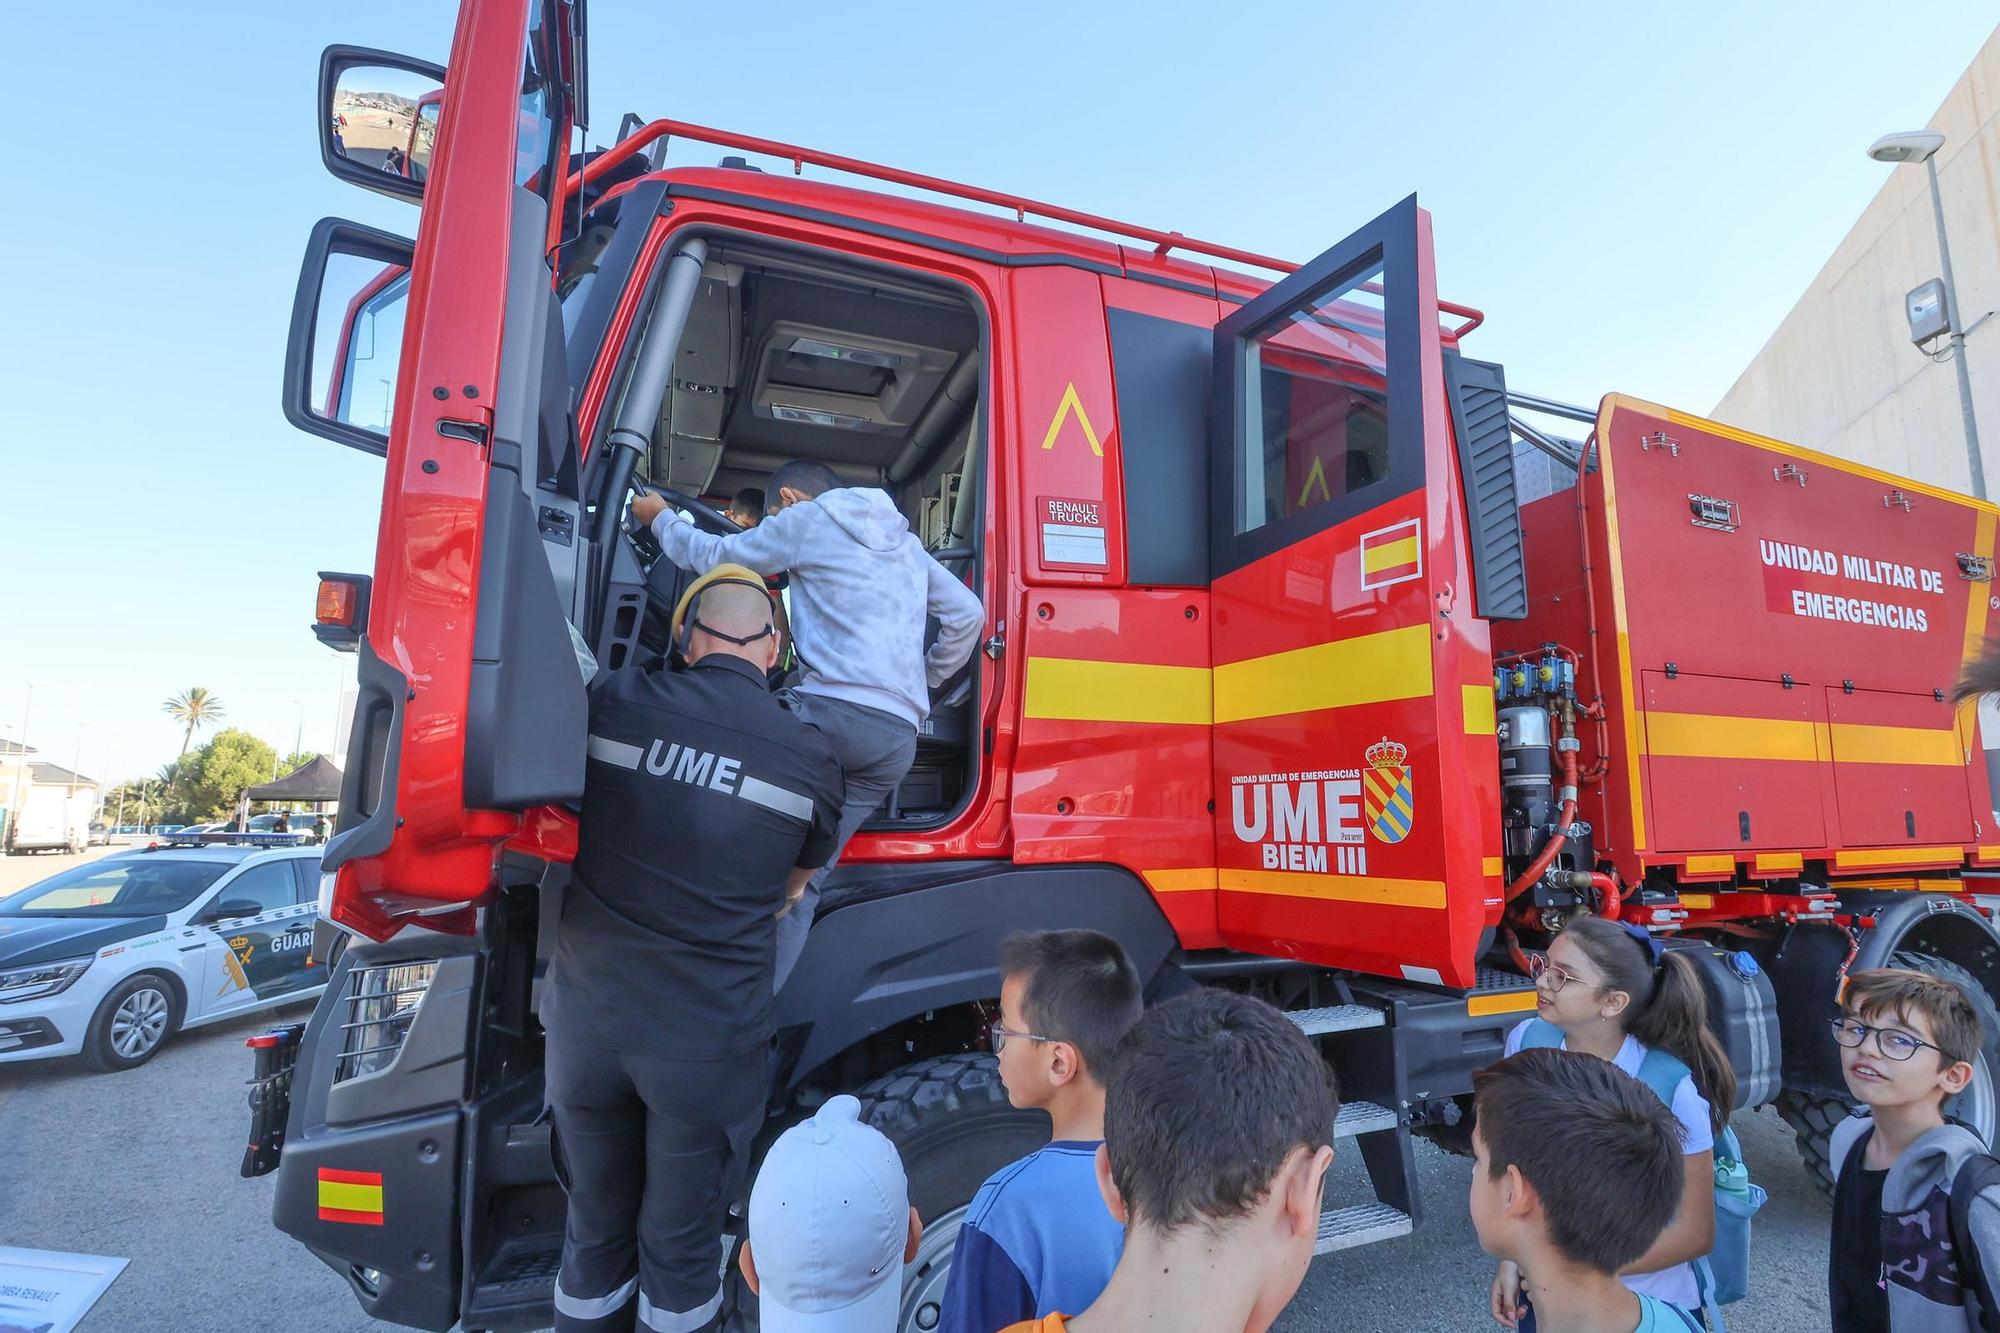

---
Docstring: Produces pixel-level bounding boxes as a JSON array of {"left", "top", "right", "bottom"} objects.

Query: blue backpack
[{"left": 1516, "top": 1018, "right": 1767, "bottom": 1310}]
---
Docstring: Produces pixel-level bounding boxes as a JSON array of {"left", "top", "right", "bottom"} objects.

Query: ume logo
[{"left": 1231, "top": 772, "right": 1366, "bottom": 873}]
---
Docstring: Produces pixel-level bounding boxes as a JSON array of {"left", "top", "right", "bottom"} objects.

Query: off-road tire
[
  {"left": 1780, "top": 950, "right": 2000, "bottom": 1195},
  {"left": 81, "top": 972, "right": 182, "bottom": 1072}
]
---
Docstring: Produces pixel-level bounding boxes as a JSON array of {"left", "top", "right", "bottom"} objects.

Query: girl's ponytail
[{"left": 1627, "top": 949, "right": 1737, "bottom": 1137}]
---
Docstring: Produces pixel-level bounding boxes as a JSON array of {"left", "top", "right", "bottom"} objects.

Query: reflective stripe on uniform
[
  {"left": 735, "top": 775, "right": 813, "bottom": 822},
  {"left": 554, "top": 1272, "right": 638, "bottom": 1321},
  {"left": 639, "top": 1287, "right": 723, "bottom": 1332},
  {"left": 587, "top": 735, "right": 644, "bottom": 769}
]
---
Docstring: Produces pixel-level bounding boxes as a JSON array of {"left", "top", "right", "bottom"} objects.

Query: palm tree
[{"left": 164, "top": 688, "right": 225, "bottom": 769}]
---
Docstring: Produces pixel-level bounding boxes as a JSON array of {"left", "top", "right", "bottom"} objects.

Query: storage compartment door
[
  {"left": 1826, "top": 688, "right": 1975, "bottom": 846},
  {"left": 1640, "top": 671, "right": 1827, "bottom": 852}
]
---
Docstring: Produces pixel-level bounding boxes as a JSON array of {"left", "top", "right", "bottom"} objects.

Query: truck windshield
[{"left": 0, "top": 860, "right": 233, "bottom": 917}]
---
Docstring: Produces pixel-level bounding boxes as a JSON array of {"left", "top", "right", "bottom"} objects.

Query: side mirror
[
  {"left": 320, "top": 46, "right": 446, "bottom": 203},
  {"left": 206, "top": 899, "right": 262, "bottom": 923},
  {"left": 283, "top": 219, "right": 416, "bottom": 456}
]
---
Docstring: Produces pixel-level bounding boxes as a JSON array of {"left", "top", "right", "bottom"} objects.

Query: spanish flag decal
[
  {"left": 317, "top": 1167, "right": 385, "bottom": 1225},
  {"left": 1359, "top": 519, "right": 1422, "bottom": 590}
]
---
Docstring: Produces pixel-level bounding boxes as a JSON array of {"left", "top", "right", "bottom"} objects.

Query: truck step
[
  {"left": 1287, "top": 1004, "right": 1385, "bottom": 1036},
  {"left": 1314, "top": 1201, "right": 1415, "bottom": 1254},
  {"left": 1333, "top": 1099, "right": 1399, "bottom": 1137}
]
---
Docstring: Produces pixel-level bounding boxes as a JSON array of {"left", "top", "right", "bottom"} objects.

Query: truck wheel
[
  {"left": 856, "top": 1053, "right": 1053, "bottom": 1333},
  {"left": 1780, "top": 950, "right": 2000, "bottom": 1194},
  {"left": 80, "top": 973, "right": 182, "bottom": 1072}
]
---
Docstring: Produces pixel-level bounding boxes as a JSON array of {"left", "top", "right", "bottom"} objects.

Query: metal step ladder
[{"left": 1287, "top": 1001, "right": 1419, "bottom": 1254}]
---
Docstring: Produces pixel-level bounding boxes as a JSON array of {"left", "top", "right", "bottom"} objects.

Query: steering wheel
[{"left": 624, "top": 484, "right": 740, "bottom": 561}]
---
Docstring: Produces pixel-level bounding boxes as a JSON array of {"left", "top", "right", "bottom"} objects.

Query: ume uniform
[{"left": 543, "top": 654, "right": 842, "bottom": 1333}]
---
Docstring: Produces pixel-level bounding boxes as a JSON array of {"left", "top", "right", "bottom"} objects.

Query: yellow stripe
[
  {"left": 1593, "top": 408, "right": 1644, "bottom": 849},
  {"left": 1753, "top": 853, "right": 1804, "bottom": 874},
  {"left": 1468, "top": 991, "right": 1539, "bottom": 1017},
  {"left": 318, "top": 1180, "right": 384, "bottom": 1214},
  {"left": 1680, "top": 893, "right": 1716, "bottom": 909},
  {"left": 1980, "top": 846, "right": 2000, "bottom": 861},
  {"left": 1683, "top": 854, "right": 1736, "bottom": 875},
  {"left": 1142, "top": 867, "right": 1217, "bottom": 894},
  {"left": 1482, "top": 855, "right": 1504, "bottom": 877},
  {"left": 1962, "top": 510, "right": 1997, "bottom": 665},
  {"left": 1023, "top": 658, "right": 1211, "bottom": 725},
  {"left": 1363, "top": 535, "right": 1420, "bottom": 574},
  {"left": 1829, "top": 722, "right": 1963, "bottom": 767},
  {"left": 1463, "top": 684, "right": 1496, "bottom": 736},
  {"left": 1218, "top": 868, "right": 1446, "bottom": 908},
  {"left": 1832, "top": 846, "right": 1965, "bottom": 869},
  {"left": 1644, "top": 712, "right": 1819, "bottom": 763},
  {"left": 1214, "top": 623, "right": 1433, "bottom": 724}
]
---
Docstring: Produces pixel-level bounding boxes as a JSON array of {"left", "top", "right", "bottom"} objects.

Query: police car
[{"left": 0, "top": 841, "right": 329, "bottom": 1071}]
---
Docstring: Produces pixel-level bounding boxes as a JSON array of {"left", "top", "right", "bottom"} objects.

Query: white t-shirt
[{"left": 1504, "top": 1020, "right": 1714, "bottom": 1310}]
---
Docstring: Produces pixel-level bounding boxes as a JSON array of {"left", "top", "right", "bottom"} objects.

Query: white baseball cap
[{"left": 749, "top": 1095, "right": 909, "bottom": 1332}]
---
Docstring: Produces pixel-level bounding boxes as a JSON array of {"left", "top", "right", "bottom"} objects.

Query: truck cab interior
[{"left": 598, "top": 232, "right": 988, "bottom": 831}]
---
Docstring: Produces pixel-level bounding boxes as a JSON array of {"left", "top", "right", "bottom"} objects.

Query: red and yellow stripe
[{"left": 318, "top": 1168, "right": 385, "bottom": 1225}]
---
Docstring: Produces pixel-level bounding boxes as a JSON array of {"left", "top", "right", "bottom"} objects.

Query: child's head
[
  {"left": 740, "top": 1095, "right": 922, "bottom": 1332},
  {"left": 993, "top": 929, "right": 1143, "bottom": 1111},
  {"left": 1536, "top": 914, "right": 1737, "bottom": 1131},
  {"left": 1836, "top": 968, "right": 1982, "bottom": 1113},
  {"left": 730, "top": 486, "right": 767, "bottom": 527},
  {"left": 1099, "top": 989, "right": 1337, "bottom": 1333},
  {"left": 1470, "top": 1048, "right": 1684, "bottom": 1277}
]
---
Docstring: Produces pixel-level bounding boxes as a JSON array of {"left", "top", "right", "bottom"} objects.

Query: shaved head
[{"left": 687, "top": 578, "right": 780, "bottom": 671}]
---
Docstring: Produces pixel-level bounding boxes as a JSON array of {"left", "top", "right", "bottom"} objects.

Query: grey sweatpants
[{"left": 772, "top": 690, "right": 918, "bottom": 992}]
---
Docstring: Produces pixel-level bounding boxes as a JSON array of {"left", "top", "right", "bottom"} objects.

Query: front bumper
[{"left": 0, "top": 988, "right": 95, "bottom": 1063}]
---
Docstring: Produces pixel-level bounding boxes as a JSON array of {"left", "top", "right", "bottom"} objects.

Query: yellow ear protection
[{"left": 670, "top": 563, "right": 779, "bottom": 661}]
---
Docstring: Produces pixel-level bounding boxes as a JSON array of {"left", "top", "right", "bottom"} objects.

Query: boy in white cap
[{"left": 738, "top": 1094, "right": 923, "bottom": 1330}]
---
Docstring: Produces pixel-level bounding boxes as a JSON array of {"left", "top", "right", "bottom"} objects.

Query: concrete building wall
[{"left": 1713, "top": 27, "right": 2000, "bottom": 492}]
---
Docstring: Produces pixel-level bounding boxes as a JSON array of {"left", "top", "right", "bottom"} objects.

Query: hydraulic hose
[{"left": 1507, "top": 707, "right": 1580, "bottom": 899}]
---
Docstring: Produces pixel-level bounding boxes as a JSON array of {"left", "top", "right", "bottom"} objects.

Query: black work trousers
[{"left": 547, "top": 1036, "right": 764, "bottom": 1333}]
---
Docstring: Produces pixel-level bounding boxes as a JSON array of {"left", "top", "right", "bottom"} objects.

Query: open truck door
[
  {"left": 1206, "top": 196, "right": 1501, "bottom": 988},
  {"left": 284, "top": 0, "right": 591, "bottom": 941}
]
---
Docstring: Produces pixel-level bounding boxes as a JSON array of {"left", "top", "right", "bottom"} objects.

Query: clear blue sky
[{"left": 2, "top": 1, "right": 1994, "bottom": 788}]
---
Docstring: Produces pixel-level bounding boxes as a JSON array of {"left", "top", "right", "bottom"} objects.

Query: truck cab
[{"left": 261, "top": 3, "right": 2000, "bottom": 1330}]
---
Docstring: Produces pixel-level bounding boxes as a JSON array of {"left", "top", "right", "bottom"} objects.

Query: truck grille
[{"left": 334, "top": 960, "right": 437, "bottom": 1083}]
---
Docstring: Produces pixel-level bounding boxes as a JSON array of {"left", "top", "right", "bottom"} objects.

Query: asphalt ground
[{"left": 0, "top": 847, "right": 1831, "bottom": 1330}]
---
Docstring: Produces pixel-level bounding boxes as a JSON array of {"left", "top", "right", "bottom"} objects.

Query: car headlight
[
  {"left": 336, "top": 960, "right": 438, "bottom": 1082},
  {"left": 0, "top": 955, "right": 94, "bottom": 1004}
]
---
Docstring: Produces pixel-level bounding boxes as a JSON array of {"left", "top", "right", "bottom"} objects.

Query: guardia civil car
[{"left": 0, "top": 842, "right": 329, "bottom": 1071}]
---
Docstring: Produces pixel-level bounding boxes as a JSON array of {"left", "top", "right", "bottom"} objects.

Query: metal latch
[
  {"left": 983, "top": 629, "right": 1006, "bottom": 660},
  {"left": 1688, "top": 494, "right": 1739, "bottom": 532},
  {"left": 1959, "top": 553, "right": 1993, "bottom": 582},
  {"left": 1773, "top": 462, "right": 1807, "bottom": 487},
  {"left": 1642, "top": 430, "right": 1680, "bottom": 456},
  {"left": 1883, "top": 490, "right": 1914, "bottom": 512}
]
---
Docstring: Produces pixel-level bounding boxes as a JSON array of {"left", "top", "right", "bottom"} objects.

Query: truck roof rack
[{"left": 571, "top": 119, "right": 1486, "bottom": 338}]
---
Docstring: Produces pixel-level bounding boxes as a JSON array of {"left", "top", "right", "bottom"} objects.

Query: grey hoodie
[
  {"left": 652, "top": 487, "right": 984, "bottom": 728},
  {"left": 1830, "top": 1111, "right": 2000, "bottom": 1330}
]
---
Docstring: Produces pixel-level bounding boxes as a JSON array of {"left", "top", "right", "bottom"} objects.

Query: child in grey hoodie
[
  {"left": 632, "top": 460, "right": 984, "bottom": 987},
  {"left": 1829, "top": 967, "right": 2000, "bottom": 1331}
]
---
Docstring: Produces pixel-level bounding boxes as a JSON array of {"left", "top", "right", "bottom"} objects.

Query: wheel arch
[
  {"left": 772, "top": 861, "right": 1181, "bottom": 1089},
  {"left": 122, "top": 963, "right": 190, "bottom": 1032}
]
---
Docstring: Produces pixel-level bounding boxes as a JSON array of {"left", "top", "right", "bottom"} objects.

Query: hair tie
[{"left": 1619, "top": 920, "right": 1666, "bottom": 971}]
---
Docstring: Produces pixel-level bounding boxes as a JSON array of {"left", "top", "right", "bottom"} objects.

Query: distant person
[
  {"left": 632, "top": 460, "right": 983, "bottom": 990},
  {"left": 999, "top": 989, "right": 1337, "bottom": 1333},
  {"left": 939, "top": 931, "right": 1144, "bottom": 1333},
  {"left": 1828, "top": 968, "right": 2000, "bottom": 1331},
  {"left": 383, "top": 146, "right": 408, "bottom": 176},
  {"left": 729, "top": 487, "right": 767, "bottom": 528},
  {"left": 274, "top": 812, "right": 291, "bottom": 834},
  {"left": 736, "top": 1095, "right": 921, "bottom": 1330},
  {"left": 311, "top": 815, "right": 328, "bottom": 844},
  {"left": 1471, "top": 1048, "right": 1695, "bottom": 1332},
  {"left": 1496, "top": 915, "right": 1736, "bottom": 1321}
]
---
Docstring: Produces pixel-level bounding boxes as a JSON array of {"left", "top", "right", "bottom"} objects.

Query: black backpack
[{"left": 1847, "top": 1127, "right": 2000, "bottom": 1331}]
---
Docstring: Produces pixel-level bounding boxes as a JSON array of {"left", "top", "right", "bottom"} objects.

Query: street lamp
[{"left": 1868, "top": 130, "right": 1985, "bottom": 500}]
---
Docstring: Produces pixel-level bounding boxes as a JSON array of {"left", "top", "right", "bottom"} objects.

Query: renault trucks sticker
[
  {"left": 1758, "top": 538, "right": 1944, "bottom": 634},
  {"left": 1039, "top": 496, "right": 1108, "bottom": 568},
  {"left": 1230, "top": 736, "right": 1415, "bottom": 872}
]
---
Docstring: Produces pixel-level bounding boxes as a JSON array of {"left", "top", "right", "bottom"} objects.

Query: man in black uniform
[{"left": 545, "top": 565, "right": 844, "bottom": 1333}]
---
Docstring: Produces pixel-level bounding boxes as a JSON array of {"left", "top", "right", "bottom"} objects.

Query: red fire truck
[{"left": 249, "top": 3, "right": 2000, "bottom": 1329}]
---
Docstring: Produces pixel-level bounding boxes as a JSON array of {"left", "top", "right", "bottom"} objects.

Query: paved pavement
[{"left": 0, "top": 846, "right": 1831, "bottom": 1330}]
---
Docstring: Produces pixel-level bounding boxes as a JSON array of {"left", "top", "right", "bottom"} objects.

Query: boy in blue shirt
[
  {"left": 939, "top": 930, "right": 1145, "bottom": 1333},
  {"left": 1471, "top": 1048, "right": 1700, "bottom": 1332}
]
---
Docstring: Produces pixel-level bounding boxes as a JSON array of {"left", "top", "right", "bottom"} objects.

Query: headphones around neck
[{"left": 670, "top": 563, "right": 779, "bottom": 663}]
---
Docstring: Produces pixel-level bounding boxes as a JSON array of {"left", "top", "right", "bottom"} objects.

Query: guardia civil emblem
[{"left": 1363, "top": 737, "right": 1414, "bottom": 844}]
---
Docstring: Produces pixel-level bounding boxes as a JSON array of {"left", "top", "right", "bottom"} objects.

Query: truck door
[
  {"left": 308, "top": 0, "right": 591, "bottom": 939},
  {"left": 1207, "top": 196, "right": 1492, "bottom": 988}
]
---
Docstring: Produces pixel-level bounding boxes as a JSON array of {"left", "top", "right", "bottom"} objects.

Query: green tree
[
  {"left": 163, "top": 688, "right": 226, "bottom": 770},
  {"left": 171, "top": 728, "right": 278, "bottom": 823},
  {"left": 279, "top": 750, "right": 323, "bottom": 777}
]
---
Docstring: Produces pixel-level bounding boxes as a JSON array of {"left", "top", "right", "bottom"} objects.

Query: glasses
[
  {"left": 1525, "top": 952, "right": 1599, "bottom": 995},
  {"left": 1829, "top": 1017, "right": 1944, "bottom": 1062},
  {"left": 989, "top": 1021, "right": 1054, "bottom": 1055}
]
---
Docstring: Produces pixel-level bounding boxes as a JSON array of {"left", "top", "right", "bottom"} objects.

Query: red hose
[{"left": 1589, "top": 871, "right": 1622, "bottom": 917}]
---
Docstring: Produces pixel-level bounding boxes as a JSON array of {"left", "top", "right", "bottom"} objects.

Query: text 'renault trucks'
[{"left": 252, "top": 4, "right": 2000, "bottom": 1328}]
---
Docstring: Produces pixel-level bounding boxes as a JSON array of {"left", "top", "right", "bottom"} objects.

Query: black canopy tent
[{"left": 244, "top": 755, "right": 343, "bottom": 806}]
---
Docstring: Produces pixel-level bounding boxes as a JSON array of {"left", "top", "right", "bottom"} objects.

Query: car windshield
[{"left": 0, "top": 859, "right": 234, "bottom": 917}]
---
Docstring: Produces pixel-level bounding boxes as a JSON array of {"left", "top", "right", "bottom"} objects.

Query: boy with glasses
[
  {"left": 1828, "top": 967, "right": 2000, "bottom": 1330},
  {"left": 937, "top": 931, "right": 1144, "bottom": 1333}
]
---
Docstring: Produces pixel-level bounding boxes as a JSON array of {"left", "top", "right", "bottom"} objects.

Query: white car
[{"left": 0, "top": 842, "right": 331, "bottom": 1071}]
